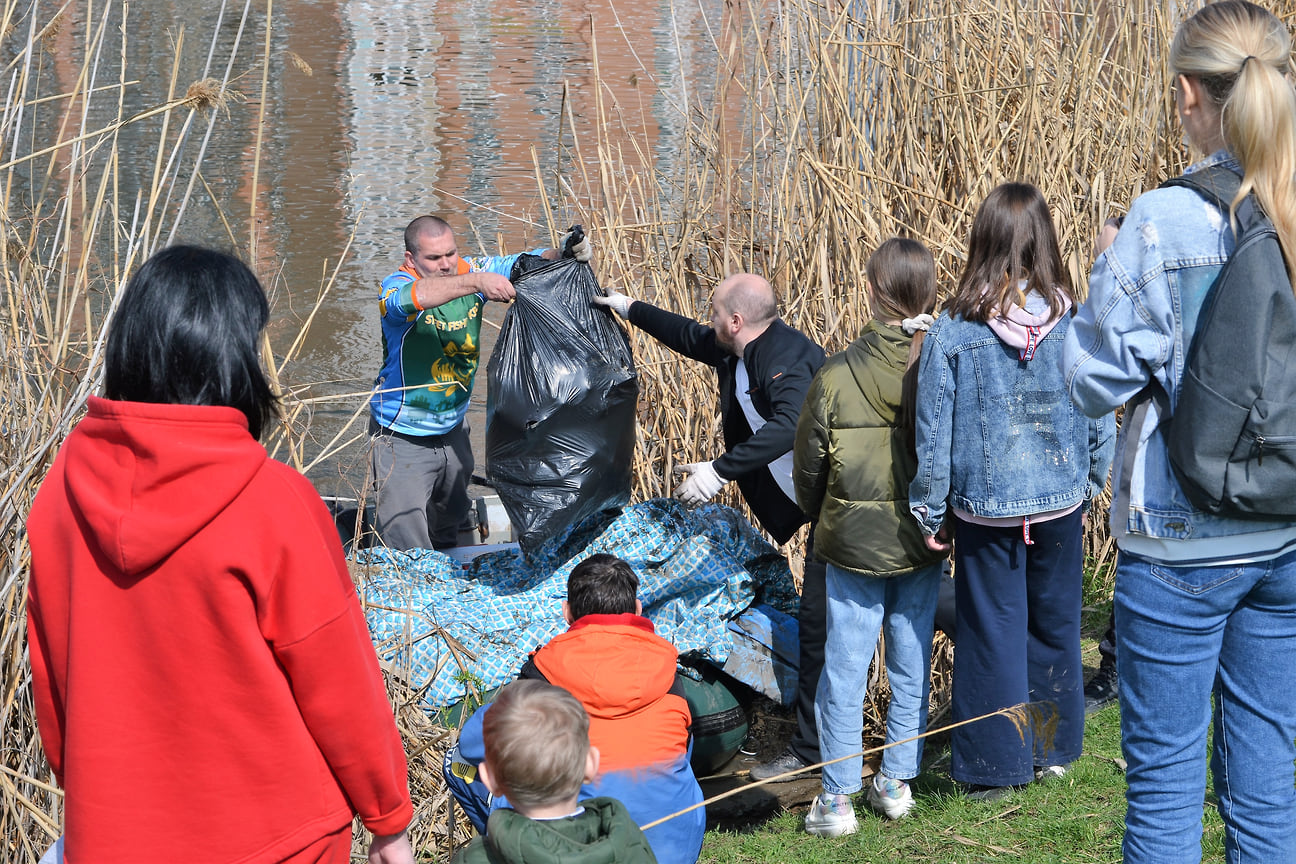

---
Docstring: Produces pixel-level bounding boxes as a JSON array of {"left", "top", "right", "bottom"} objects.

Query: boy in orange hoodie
[{"left": 444, "top": 554, "right": 704, "bottom": 864}]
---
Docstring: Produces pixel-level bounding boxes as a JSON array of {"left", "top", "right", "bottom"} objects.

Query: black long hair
[{"left": 103, "top": 245, "right": 279, "bottom": 440}]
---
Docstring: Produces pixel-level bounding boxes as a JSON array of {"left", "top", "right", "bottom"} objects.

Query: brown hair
[
  {"left": 482, "top": 680, "right": 590, "bottom": 810},
  {"left": 566, "top": 553, "right": 639, "bottom": 620},
  {"left": 947, "top": 182, "right": 1072, "bottom": 324},
  {"left": 1171, "top": 0, "right": 1296, "bottom": 284},
  {"left": 866, "top": 237, "right": 937, "bottom": 441}
]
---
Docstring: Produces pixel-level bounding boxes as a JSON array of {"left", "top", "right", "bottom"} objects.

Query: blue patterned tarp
[{"left": 359, "top": 498, "right": 799, "bottom": 709}]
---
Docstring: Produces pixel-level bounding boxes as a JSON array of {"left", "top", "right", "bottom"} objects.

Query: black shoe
[
  {"left": 748, "top": 748, "right": 816, "bottom": 783},
  {"left": 965, "top": 783, "right": 1022, "bottom": 802},
  {"left": 1084, "top": 661, "right": 1118, "bottom": 715}
]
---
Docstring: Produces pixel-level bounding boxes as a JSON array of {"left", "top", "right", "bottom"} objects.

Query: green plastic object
[
  {"left": 438, "top": 684, "right": 503, "bottom": 731},
  {"left": 678, "top": 668, "right": 750, "bottom": 776}
]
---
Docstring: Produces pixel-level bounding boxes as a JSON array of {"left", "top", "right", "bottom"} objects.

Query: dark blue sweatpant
[{"left": 950, "top": 510, "right": 1085, "bottom": 787}]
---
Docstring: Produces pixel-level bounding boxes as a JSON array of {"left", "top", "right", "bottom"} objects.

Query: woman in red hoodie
[{"left": 26, "top": 246, "right": 415, "bottom": 864}]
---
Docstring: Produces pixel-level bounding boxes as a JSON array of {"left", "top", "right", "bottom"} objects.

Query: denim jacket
[
  {"left": 910, "top": 306, "right": 1115, "bottom": 536},
  {"left": 1062, "top": 151, "right": 1296, "bottom": 554}
]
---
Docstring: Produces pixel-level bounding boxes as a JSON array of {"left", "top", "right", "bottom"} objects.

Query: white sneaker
[
  {"left": 1034, "top": 764, "right": 1068, "bottom": 782},
  {"left": 804, "top": 792, "right": 859, "bottom": 837},
  {"left": 866, "top": 772, "right": 915, "bottom": 820}
]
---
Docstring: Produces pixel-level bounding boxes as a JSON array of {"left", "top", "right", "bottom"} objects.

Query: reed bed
[
  {"left": 572, "top": 0, "right": 1186, "bottom": 554},
  {"left": 3, "top": 1, "right": 1289, "bottom": 862},
  {"left": 549, "top": 0, "right": 1221, "bottom": 781}
]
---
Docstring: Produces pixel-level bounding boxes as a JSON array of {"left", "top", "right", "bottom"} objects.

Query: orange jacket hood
[{"left": 533, "top": 614, "right": 679, "bottom": 719}]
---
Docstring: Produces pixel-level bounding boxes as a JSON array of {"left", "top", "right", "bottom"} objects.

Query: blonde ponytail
[
  {"left": 1227, "top": 51, "right": 1296, "bottom": 283},
  {"left": 1172, "top": 1, "right": 1296, "bottom": 285}
]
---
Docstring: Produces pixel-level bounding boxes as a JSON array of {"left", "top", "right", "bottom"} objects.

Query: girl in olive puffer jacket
[{"left": 793, "top": 238, "right": 948, "bottom": 836}]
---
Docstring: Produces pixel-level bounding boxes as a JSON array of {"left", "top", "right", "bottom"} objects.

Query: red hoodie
[{"left": 25, "top": 397, "right": 412, "bottom": 864}]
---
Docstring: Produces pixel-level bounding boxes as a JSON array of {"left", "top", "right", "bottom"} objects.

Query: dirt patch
[{"left": 697, "top": 696, "right": 881, "bottom": 831}]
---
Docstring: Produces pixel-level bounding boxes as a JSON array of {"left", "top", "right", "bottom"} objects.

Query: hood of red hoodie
[{"left": 59, "top": 396, "right": 270, "bottom": 576}]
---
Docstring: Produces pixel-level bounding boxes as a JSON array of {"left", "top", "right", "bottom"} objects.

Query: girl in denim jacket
[
  {"left": 1062, "top": 4, "right": 1296, "bottom": 861},
  {"left": 794, "top": 238, "right": 949, "bottom": 837},
  {"left": 909, "top": 183, "right": 1114, "bottom": 799}
]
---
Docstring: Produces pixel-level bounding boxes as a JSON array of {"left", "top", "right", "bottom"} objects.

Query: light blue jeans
[
  {"left": 1116, "top": 548, "right": 1296, "bottom": 864},
  {"left": 815, "top": 561, "right": 941, "bottom": 795}
]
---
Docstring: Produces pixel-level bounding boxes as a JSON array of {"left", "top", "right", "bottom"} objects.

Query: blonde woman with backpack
[{"left": 1062, "top": 3, "right": 1296, "bottom": 861}]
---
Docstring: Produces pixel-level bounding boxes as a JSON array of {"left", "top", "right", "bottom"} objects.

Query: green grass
[{"left": 700, "top": 637, "right": 1229, "bottom": 863}]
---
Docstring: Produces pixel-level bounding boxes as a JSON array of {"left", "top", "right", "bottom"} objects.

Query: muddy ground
[{"left": 700, "top": 698, "right": 875, "bottom": 831}]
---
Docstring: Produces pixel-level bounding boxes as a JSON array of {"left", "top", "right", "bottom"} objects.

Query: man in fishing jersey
[{"left": 369, "top": 215, "right": 589, "bottom": 549}]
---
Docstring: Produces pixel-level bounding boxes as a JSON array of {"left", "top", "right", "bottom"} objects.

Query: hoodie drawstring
[{"left": 1019, "top": 325, "right": 1042, "bottom": 361}]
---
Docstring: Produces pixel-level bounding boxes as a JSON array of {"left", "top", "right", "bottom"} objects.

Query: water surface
[{"left": 37, "top": 0, "right": 755, "bottom": 495}]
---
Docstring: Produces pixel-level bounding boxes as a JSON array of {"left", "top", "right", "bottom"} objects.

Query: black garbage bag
[{"left": 485, "top": 253, "right": 638, "bottom": 556}]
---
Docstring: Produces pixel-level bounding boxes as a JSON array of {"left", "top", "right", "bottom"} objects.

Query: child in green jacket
[
  {"left": 794, "top": 238, "right": 947, "bottom": 836},
  {"left": 451, "top": 680, "right": 658, "bottom": 864}
]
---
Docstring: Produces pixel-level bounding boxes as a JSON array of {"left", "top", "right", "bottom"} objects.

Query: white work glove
[
  {"left": 673, "top": 461, "right": 727, "bottom": 507},
  {"left": 592, "top": 287, "right": 634, "bottom": 318},
  {"left": 562, "top": 229, "right": 593, "bottom": 263}
]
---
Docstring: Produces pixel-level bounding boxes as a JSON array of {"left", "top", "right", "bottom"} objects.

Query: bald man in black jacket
[{"left": 595, "top": 273, "right": 828, "bottom": 781}]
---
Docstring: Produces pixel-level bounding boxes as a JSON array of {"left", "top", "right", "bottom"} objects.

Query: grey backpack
[{"left": 1162, "top": 165, "right": 1296, "bottom": 519}]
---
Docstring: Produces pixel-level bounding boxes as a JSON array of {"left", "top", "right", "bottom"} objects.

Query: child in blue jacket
[
  {"left": 909, "top": 183, "right": 1114, "bottom": 798},
  {"left": 443, "top": 554, "right": 703, "bottom": 864}
]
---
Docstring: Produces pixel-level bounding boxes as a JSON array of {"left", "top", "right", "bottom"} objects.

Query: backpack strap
[
  {"left": 1154, "top": 165, "right": 1248, "bottom": 418},
  {"left": 1161, "top": 164, "right": 1268, "bottom": 233},
  {"left": 1160, "top": 163, "right": 1241, "bottom": 213}
]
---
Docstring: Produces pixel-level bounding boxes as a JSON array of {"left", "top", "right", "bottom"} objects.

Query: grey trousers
[{"left": 369, "top": 417, "right": 473, "bottom": 549}]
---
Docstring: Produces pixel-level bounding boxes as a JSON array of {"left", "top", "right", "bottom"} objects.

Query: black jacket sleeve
[
  {"left": 627, "top": 301, "right": 730, "bottom": 367},
  {"left": 713, "top": 322, "right": 823, "bottom": 481}
]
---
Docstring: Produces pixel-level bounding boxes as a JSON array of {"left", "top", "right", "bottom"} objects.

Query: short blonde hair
[{"left": 482, "top": 680, "right": 590, "bottom": 810}]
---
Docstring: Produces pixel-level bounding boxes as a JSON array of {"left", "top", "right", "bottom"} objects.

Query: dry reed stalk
[
  {"left": 561, "top": 0, "right": 1200, "bottom": 575},
  {"left": 641, "top": 695, "right": 1061, "bottom": 831},
  {"left": 349, "top": 668, "right": 477, "bottom": 860}
]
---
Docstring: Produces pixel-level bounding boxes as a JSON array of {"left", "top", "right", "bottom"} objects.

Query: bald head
[
  {"left": 715, "top": 273, "right": 778, "bottom": 326},
  {"left": 709, "top": 272, "right": 779, "bottom": 355}
]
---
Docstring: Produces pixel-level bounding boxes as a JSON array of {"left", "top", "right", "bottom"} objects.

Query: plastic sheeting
[
  {"left": 485, "top": 255, "right": 638, "bottom": 556},
  {"left": 359, "top": 499, "right": 799, "bottom": 710}
]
